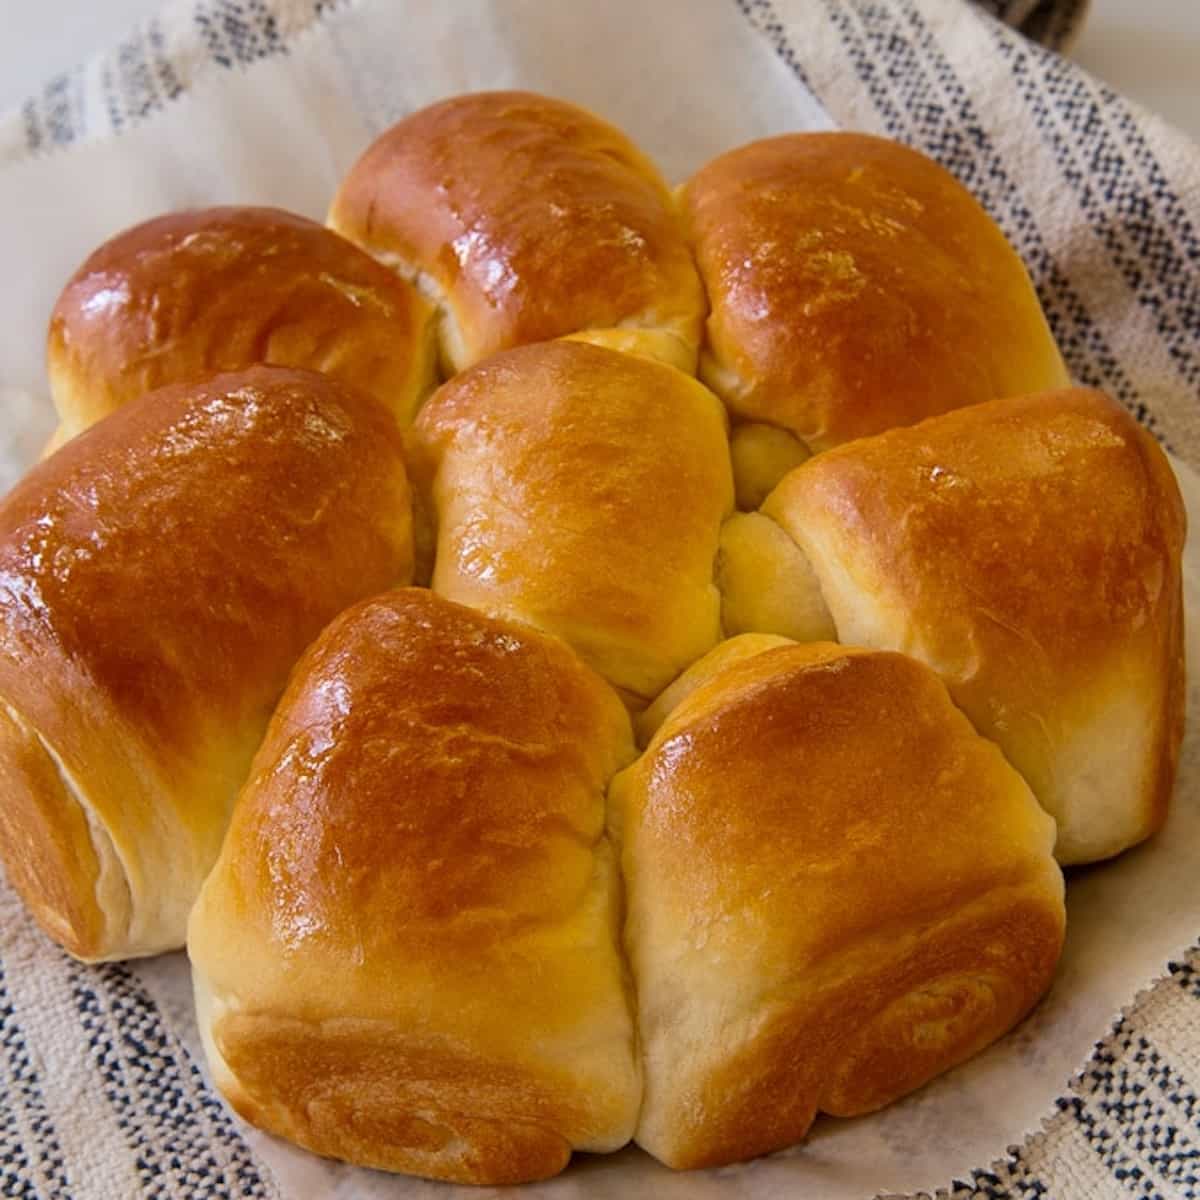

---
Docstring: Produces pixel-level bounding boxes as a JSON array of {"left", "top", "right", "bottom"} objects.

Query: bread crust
[
  {"left": 681, "top": 133, "right": 1069, "bottom": 459},
  {"left": 0, "top": 365, "right": 414, "bottom": 958},
  {"left": 411, "top": 340, "right": 733, "bottom": 703},
  {"left": 47, "top": 206, "right": 435, "bottom": 438},
  {"left": 764, "top": 388, "right": 1186, "bottom": 863},
  {"left": 329, "top": 91, "right": 704, "bottom": 374},
  {"left": 189, "top": 589, "right": 640, "bottom": 1185},
  {"left": 614, "top": 642, "right": 1064, "bottom": 1168}
]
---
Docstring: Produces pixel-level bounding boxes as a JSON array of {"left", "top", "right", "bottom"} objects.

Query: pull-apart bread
[
  {"left": 614, "top": 638, "right": 1064, "bottom": 1169},
  {"left": 329, "top": 90, "right": 705, "bottom": 376},
  {"left": 0, "top": 87, "right": 1184, "bottom": 1187},
  {"left": 409, "top": 339, "right": 733, "bottom": 705}
]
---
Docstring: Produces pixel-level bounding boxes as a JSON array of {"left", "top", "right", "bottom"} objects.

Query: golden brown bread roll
[
  {"left": 760, "top": 388, "right": 1185, "bottom": 865},
  {"left": 47, "top": 206, "right": 435, "bottom": 440},
  {"left": 328, "top": 91, "right": 705, "bottom": 376},
  {"left": 612, "top": 640, "right": 1065, "bottom": 1169},
  {"left": 409, "top": 340, "right": 733, "bottom": 705},
  {"left": 0, "top": 366, "right": 413, "bottom": 961},
  {"left": 188, "top": 588, "right": 640, "bottom": 1186},
  {"left": 680, "top": 133, "right": 1070, "bottom": 497},
  {"left": 6, "top": 85, "right": 1177, "bottom": 1184}
]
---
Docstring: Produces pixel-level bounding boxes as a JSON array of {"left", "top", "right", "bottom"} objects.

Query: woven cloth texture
[{"left": 2, "top": 1, "right": 1199, "bottom": 1198}]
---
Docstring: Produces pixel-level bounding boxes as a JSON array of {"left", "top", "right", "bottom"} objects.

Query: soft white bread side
[
  {"left": 188, "top": 589, "right": 640, "bottom": 1186},
  {"left": 728, "top": 423, "right": 812, "bottom": 511},
  {"left": 0, "top": 366, "right": 413, "bottom": 960},
  {"left": 761, "top": 388, "right": 1186, "bottom": 864},
  {"left": 410, "top": 340, "right": 733, "bottom": 706},
  {"left": 613, "top": 641, "right": 1065, "bottom": 1169},
  {"left": 716, "top": 512, "right": 835, "bottom": 644}
]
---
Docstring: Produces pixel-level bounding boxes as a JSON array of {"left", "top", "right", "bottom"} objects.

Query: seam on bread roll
[
  {"left": 363, "top": 247, "right": 461, "bottom": 383},
  {"left": 716, "top": 508, "right": 836, "bottom": 643},
  {"left": 44, "top": 734, "right": 134, "bottom": 956},
  {"left": 560, "top": 324, "right": 698, "bottom": 374},
  {"left": 812, "top": 874, "right": 1063, "bottom": 1118}
]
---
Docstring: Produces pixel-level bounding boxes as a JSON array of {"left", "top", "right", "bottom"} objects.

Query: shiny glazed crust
[
  {"left": 47, "top": 206, "right": 435, "bottom": 438},
  {"left": 0, "top": 366, "right": 414, "bottom": 959},
  {"left": 8, "top": 90, "right": 1187, "bottom": 1184},
  {"left": 763, "top": 388, "right": 1186, "bottom": 864},
  {"left": 613, "top": 643, "right": 1065, "bottom": 1168},
  {"left": 188, "top": 589, "right": 640, "bottom": 1185},
  {"left": 410, "top": 340, "right": 733, "bottom": 704},
  {"left": 328, "top": 91, "right": 705, "bottom": 374},
  {"left": 681, "top": 133, "right": 1070, "bottom": 459}
]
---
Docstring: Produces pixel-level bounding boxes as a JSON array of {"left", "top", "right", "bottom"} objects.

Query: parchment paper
[{"left": 0, "top": 2, "right": 1195, "bottom": 1196}]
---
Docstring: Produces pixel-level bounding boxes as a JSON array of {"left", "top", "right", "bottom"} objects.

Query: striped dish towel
[{"left": 2, "top": 2, "right": 1199, "bottom": 1199}]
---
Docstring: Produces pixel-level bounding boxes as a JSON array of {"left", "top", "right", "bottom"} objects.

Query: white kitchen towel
[
  {"left": 1, "top": 3, "right": 1199, "bottom": 1200},
  {"left": 0, "top": 1, "right": 1092, "bottom": 165}
]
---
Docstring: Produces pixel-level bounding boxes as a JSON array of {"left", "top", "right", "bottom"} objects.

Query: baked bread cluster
[{"left": 0, "top": 91, "right": 1184, "bottom": 1184}]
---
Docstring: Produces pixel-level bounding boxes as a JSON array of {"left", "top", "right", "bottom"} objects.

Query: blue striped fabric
[
  {"left": 68, "top": 962, "right": 273, "bottom": 1199},
  {"left": 1, "top": 2, "right": 1198, "bottom": 1198},
  {"left": 0, "top": 921, "right": 275, "bottom": 1198},
  {"left": 0, "top": 964, "right": 71, "bottom": 1198}
]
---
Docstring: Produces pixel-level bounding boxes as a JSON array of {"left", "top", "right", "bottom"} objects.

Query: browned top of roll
[
  {"left": 328, "top": 91, "right": 704, "bottom": 373},
  {"left": 193, "top": 587, "right": 632, "bottom": 1015},
  {"left": 617, "top": 641, "right": 1063, "bottom": 1167},
  {"left": 0, "top": 364, "right": 412, "bottom": 750},
  {"left": 631, "top": 643, "right": 1057, "bottom": 964},
  {"left": 681, "top": 133, "right": 1070, "bottom": 452},
  {"left": 764, "top": 387, "right": 1185, "bottom": 863},
  {"left": 47, "top": 206, "right": 434, "bottom": 435}
]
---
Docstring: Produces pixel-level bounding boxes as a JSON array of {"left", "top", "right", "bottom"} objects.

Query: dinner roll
[
  {"left": 47, "top": 206, "right": 434, "bottom": 441},
  {"left": 0, "top": 366, "right": 413, "bottom": 961},
  {"left": 613, "top": 641, "right": 1064, "bottom": 1169},
  {"left": 188, "top": 588, "right": 640, "bottom": 1185},
  {"left": 410, "top": 340, "right": 733, "bottom": 705},
  {"left": 329, "top": 91, "right": 704, "bottom": 376},
  {"left": 681, "top": 133, "right": 1070, "bottom": 496},
  {"left": 761, "top": 388, "right": 1185, "bottom": 865}
]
